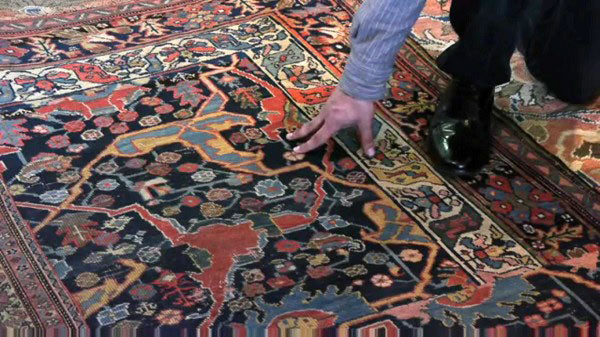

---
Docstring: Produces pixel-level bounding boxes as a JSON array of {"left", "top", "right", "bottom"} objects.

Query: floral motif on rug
[{"left": 0, "top": 0, "right": 598, "bottom": 335}]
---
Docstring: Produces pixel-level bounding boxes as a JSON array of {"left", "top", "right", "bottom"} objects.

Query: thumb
[{"left": 358, "top": 118, "right": 376, "bottom": 158}]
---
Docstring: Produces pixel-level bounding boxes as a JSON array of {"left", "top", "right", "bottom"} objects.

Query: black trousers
[{"left": 437, "top": 0, "right": 600, "bottom": 104}]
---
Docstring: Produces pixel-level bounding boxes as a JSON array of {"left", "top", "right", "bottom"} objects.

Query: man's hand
[{"left": 286, "top": 88, "right": 376, "bottom": 157}]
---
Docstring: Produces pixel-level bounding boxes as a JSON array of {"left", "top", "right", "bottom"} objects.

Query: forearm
[{"left": 339, "top": 0, "right": 425, "bottom": 101}]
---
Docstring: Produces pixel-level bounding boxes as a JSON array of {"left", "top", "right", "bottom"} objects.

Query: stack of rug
[{"left": 0, "top": 0, "right": 598, "bottom": 335}]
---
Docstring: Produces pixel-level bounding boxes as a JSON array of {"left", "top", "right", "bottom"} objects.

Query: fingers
[
  {"left": 292, "top": 123, "right": 336, "bottom": 154},
  {"left": 286, "top": 114, "right": 324, "bottom": 141},
  {"left": 358, "top": 118, "right": 376, "bottom": 158}
]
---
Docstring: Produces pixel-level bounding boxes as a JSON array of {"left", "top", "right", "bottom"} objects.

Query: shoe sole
[{"left": 426, "top": 136, "right": 487, "bottom": 178}]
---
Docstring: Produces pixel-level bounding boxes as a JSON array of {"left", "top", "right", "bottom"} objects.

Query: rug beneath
[
  {"left": 0, "top": 0, "right": 599, "bottom": 335},
  {"left": 0, "top": 0, "right": 190, "bottom": 32}
]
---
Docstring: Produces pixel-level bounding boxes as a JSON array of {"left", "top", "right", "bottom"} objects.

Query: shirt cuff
[{"left": 338, "top": 54, "right": 393, "bottom": 101}]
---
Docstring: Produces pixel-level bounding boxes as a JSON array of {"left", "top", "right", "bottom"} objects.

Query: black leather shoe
[{"left": 428, "top": 79, "right": 494, "bottom": 176}]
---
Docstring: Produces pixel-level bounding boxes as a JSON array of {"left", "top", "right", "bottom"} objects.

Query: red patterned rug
[
  {"left": 0, "top": 0, "right": 599, "bottom": 335},
  {"left": 0, "top": 0, "right": 192, "bottom": 31}
]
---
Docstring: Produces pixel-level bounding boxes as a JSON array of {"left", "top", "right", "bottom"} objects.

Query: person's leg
[
  {"left": 428, "top": 0, "right": 530, "bottom": 176},
  {"left": 444, "top": 0, "right": 480, "bottom": 38},
  {"left": 522, "top": 0, "right": 600, "bottom": 104},
  {"left": 437, "top": 0, "right": 528, "bottom": 87}
]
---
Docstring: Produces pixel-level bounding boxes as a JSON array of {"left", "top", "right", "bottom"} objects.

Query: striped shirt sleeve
[{"left": 338, "top": 0, "right": 426, "bottom": 101}]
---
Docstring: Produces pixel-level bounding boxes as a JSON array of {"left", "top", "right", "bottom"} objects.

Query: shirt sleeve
[{"left": 338, "top": 0, "right": 426, "bottom": 101}]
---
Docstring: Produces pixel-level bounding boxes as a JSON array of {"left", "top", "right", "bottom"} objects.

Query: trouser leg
[
  {"left": 436, "top": 0, "right": 528, "bottom": 87},
  {"left": 521, "top": 0, "right": 600, "bottom": 104}
]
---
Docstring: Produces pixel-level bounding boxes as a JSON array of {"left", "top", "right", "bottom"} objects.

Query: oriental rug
[{"left": 0, "top": 0, "right": 599, "bottom": 336}]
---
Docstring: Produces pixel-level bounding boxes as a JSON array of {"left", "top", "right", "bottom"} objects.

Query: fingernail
[
  {"left": 293, "top": 146, "right": 300, "bottom": 153},
  {"left": 367, "top": 148, "right": 375, "bottom": 157},
  {"left": 286, "top": 133, "right": 293, "bottom": 140}
]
